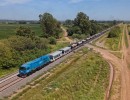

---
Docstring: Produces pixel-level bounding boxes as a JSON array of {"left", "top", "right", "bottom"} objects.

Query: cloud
[
  {"left": 0, "top": 0, "right": 31, "bottom": 6},
  {"left": 69, "top": 0, "right": 84, "bottom": 3}
]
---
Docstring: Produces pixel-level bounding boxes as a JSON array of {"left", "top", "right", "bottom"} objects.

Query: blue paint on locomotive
[{"left": 19, "top": 55, "right": 50, "bottom": 75}]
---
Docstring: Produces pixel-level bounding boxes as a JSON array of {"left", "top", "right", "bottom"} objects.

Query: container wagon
[
  {"left": 49, "top": 51, "right": 62, "bottom": 62},
  {"left": 59, "top": 47, "right": 71, "bottom": 55}
]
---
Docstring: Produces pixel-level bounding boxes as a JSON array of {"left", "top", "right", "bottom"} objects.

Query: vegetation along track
[
  {"left": 0, "top": 26, "right": 113, "bottom": 99},
  {"left": 11, "top": 48, "right": 109, "bottom": 100}
]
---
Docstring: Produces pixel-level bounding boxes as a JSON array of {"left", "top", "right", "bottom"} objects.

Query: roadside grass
[
  {"left": 92, "top": 32, "right": 108, "bottom": 45},
  {"left": 109, "top": 64, "right": 121, "bottom": 100},
  {"left": 105, "top": 25, "right": 123, "bottom": 51},
  {"left": 91, "top": 32, "right": 109, "bottom": 50},
  {"left": 0, "top": 68, "right": 17, "bottom": 78},
  {"left": 105, "top": 38, "right": 120, "bottom": 51},
  {"left": 110, "top": 52, "right": 122, "bottom": 59},
  {"left": 124, "top": 29, "right": 129, "bottom": 48},
  {"left": 127, "top": 25, "right": 130, "bottom": 36},
  {"left": 0, "top": 24, "right": 42, "bottom": 39},
  {"left": 11, "top": 48, "right": 110, "bottom": 100}
]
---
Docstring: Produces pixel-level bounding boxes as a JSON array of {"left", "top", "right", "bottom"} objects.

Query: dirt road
[
  {"left": 61, "top": 26, "right": 73, "bottom": 43},
  {"left": 120, "top": 25, "right": 130, "bottom": 100},
  {"left": 87, "top": 24, "right": 130, "bottom": 100}
]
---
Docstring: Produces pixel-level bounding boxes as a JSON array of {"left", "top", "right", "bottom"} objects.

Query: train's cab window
[
  {"left": 20, "top": 67, "right": 26, "bottom": 70},
  {"left": 50, "top": 56, "right": 53, "bottom": 60}
]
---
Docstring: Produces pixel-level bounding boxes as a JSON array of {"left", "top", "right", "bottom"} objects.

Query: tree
[
  {"left": 39, "top": 13, "right": 62, "bottom": 38},
  {"left": 64, "top": 19, "right": 74, "bottom": 26},
  {"left": 67, "top": 26, "right": 82, "bottom": 36},
  {"left": 74, "top": 12, "right": 91, "bottom": 35},
  {"left": 90, "top": 20, "right": 100, "bottom": 36},
  {"left": 16, "top": 26, "right": 35, "bottom": 39}
]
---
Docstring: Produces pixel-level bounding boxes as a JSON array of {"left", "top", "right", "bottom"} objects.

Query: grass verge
[
  {"left": 92, "top": 32, "right": 108, "bottom": 46},
  {"left": 110, "top": 51, "right": 122, "bottom": 59},
  {"left": 124, "top": 28, "right": 129, "bottom": 48},
  {"left": 105, "top": 25, "right": 123, "bottom": 51},
  {"left": 11, "top": 48, "right": 110, "bottom": 100}
]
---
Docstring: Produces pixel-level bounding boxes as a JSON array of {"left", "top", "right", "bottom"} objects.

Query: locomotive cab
[{"left": 19, "top": 65, "right": 30, "bottom": 76}]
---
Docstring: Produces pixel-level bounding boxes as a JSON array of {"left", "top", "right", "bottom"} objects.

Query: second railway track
[{"left": 0, "top": 76, "right": 23, "bottom": 92}]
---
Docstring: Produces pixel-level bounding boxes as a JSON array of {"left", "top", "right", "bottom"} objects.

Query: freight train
[{"left": 19, "top": 28, "right": 110, "bottom": 77}]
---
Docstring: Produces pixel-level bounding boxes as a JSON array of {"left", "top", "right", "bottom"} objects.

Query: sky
[{"left": 0, "top": 0, "right": 129, "bottom": 21}]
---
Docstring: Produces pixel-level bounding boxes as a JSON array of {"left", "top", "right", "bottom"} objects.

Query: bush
[
  {"left": 6, "top": 36, "right": 35, "bottom": 51},
  {"left": 49, "top": 37, "right": 57, "bottom": 44},
  {"left": 108, "top": 26, "right": 121, "bottom": 38},
  {"left": 67, "top": 26, "right": 82, "bottom": 36},
  {"left": 72, "top": 34, "right": 86, "bottom": 40},
  {"left": 0, "top": 42, "right": 16, "bottom": 69},
  {"left": 34, "top": 37, "right": 49, "bottom": 49}
]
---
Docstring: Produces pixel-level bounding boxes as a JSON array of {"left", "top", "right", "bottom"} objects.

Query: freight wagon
[
  {"left": 59, "top": 47, "right": 71, "bottom": 55},
  {"left": 49, "top": 51, "right": 62, "bottom": 62}
]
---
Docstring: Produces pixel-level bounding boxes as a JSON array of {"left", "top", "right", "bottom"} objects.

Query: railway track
[
  {"left": 0, "top": 72, "right": 18, "bottom": 82},
  {"left": 0, "top": 76, "right": 23, "bottom": 92}
]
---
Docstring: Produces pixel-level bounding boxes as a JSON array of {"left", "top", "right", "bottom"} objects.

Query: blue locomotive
[{"left": 19, "top": 55, "right": 50, "bottom": 76}]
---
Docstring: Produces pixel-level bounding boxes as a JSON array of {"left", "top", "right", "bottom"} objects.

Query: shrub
[
  {"left": 34, "top": 37, "right": 49, "bottom": 49},
  {"left": 72, "top": 34, "right": 86, "bottom": 40},
  {"left": 49, "top": 37, "right": 57, "bottom": 44},
  {"left": 0, "top": 42, "right": 16, "bottom": 69},
  {"left": 108, "top": 26, "right": 121, "bottom": 38},
  {"left": 7, "top": 36, "right": 35, "bottom": 51}
]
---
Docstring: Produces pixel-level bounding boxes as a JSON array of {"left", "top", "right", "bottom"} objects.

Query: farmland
[
  {"left": 11, "top": 48, "right": 110, "bottom": 100},
  {"left": 0, "top": 24, "right": 42, "bottom": 39}
]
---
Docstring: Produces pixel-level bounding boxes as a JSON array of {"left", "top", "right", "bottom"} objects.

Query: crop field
[
  {"left": 12, "top": 48, "right": 110, "bottom": 100},
  {"left": 0, "top": 24, "right": 42, "bottom": 39}
]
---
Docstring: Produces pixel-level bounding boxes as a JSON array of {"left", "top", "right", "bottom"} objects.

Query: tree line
[
  {"left": 0, "top": 12, "right": 116, "bottom": 70},
  {"left": 63, "top": 12, "right": 117, "bottom": 39}
]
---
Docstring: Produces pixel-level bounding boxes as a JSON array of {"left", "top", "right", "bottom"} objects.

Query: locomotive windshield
[
  {"left": 49, "top": 55, "right": 53, "bottom": 60},
  {"left": 20, "top": 67, "right": 26, "bottom": 70}
]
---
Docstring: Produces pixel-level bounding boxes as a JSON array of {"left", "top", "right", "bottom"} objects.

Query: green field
[
  {"left": 12, "top": 48, "right": 109, "bottom": 100},
  {"left": 0, "top": 24, "right": 42, "bottom": 39}
]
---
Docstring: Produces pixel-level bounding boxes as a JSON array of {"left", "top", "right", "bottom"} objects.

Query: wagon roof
[
  {"left": 49, "top": 51, "right": 62, "bottom": 56},
  {"left": 21, "top": 55, "right": 49, "bottom": 67},
  {"left": 60, "top": 47, "right": 71, "bottom": 51}
]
